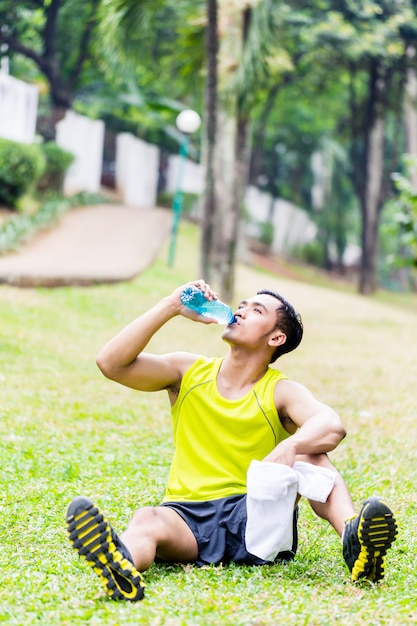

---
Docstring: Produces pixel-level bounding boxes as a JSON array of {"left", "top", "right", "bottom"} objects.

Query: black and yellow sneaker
[
  {"left": 343, "top": 496, "right": 398, "bottom": 583},
  {"left": 66, "top": 496, "right": 145, "bottom": 601}
]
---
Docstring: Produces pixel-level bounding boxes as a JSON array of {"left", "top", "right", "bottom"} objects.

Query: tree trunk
[
  {"left": 212, "top": 0, "right": 248, "bottom": 301},
  {"left": 359, "top": 115, "right": 384, "bottom": 294},
  {"left": 222, "top": 111, "right": 249, "bottom": 300},
  {"left": 349, "top": 60, "right": 387, "bottom": 295},
  {"left": 46, "top": 73, "right": 74, "bottom": 110},
  {"left": 200, "top": 0, "right": 218, "bottom": 281},
  {"left": 213, "top": 110, "right": 238, "bottom": 298},
  {"left": 36, "top": 105, "right": 69, "bottom": 141}
]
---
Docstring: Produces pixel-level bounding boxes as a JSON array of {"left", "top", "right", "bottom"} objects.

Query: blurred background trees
[{"left": 2, "top": 0, "right": 417, "bottom": 296}]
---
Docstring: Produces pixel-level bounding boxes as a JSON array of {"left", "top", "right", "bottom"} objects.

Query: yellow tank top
[{"left": 163, "top": 356, "right": 290, "bottom": 502}]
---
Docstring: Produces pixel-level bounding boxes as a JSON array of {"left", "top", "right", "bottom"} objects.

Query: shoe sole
[
  {"left": 352, "top": 497, "right": 398, "bottom": 583},
  {"left": 66, "top": 496, "right": 145, "bottom": 601}
]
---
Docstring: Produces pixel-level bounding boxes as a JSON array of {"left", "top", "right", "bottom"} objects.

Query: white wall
[
  {"left": 115, "top": 133, "right": 160, "bottom": 209},
  {"left": 56, "top": 110, "right": 105, "bottom": 195},
  {"left": 244, "top": 185, "right": 317, "bottom": 254},
  {"left": 0, "top": 73, "right": 38, "bottom": 144}
]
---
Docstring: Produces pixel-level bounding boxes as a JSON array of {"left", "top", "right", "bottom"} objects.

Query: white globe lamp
[{"left": 176, "top": 109, "right": 201, "bottom": 135}]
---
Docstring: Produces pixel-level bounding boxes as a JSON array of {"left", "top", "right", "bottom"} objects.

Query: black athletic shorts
[{"left": 161, "top": 494, "right": 298, "bottom": 567}]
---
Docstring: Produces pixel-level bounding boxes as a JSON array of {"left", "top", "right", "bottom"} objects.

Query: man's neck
[{"left": 216, "top": 350, "right": 270, "bottom": 399}]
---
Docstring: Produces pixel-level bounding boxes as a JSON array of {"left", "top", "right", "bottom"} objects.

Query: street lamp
[{"left": 167, "top": 109, "right": 201, "bottom": 267}]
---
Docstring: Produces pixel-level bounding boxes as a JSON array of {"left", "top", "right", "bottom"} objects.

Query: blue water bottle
[{"left": 180, "top": 286, "right": 236, "bottom": 324}]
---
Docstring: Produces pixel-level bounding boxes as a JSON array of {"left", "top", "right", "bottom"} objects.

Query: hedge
[{"left": 0, "top": 138, "right": 46, "bottom": 207}]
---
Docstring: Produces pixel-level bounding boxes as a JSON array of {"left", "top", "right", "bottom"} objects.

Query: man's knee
[
  {"left": 126, "top": 505, "right": 198, "bottom": 561},
  {"left": 130, "top": 506, "right": 158, "bottom": 524},
  {"left": 127, "top": 506, "right": 167, "bottom": 539}
]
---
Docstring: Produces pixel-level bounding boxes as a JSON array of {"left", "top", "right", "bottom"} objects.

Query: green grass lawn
[{"left": 0, "top": 223, "right": 416, "bottom": 625}]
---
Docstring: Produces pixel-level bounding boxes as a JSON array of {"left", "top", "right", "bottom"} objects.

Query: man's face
[{"left": 222, "top": 293, "right": 284, "bottom": 350}]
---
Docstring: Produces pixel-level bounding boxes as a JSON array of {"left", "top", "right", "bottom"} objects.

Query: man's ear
[{"left": 268, "top": 331, "right": 287, "bottom": 348}]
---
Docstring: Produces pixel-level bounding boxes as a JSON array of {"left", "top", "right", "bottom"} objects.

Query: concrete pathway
[{"left": 0, "top": 204, "right": 172, "bottom": 287}]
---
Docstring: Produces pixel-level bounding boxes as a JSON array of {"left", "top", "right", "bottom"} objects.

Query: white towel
[{"left": 245, "top": 460, "right": 337, "bottom": 561}]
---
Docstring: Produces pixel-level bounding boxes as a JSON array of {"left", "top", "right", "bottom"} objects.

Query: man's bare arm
[
  {"left": 264, "top": 380, "right": 346, "bottom": 466},
  {"left": 96, "top": 280, "right": 217, "bottom": 392}
]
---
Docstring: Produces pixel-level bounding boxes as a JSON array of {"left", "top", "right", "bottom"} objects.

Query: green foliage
[
  {"left": 5, "top": 0, "right": 417, "bottom": 294},
  {"left": 0, "top": 0, "right": 105, "bottom": 109},
  {"left": 258, "top": 220, "right": 274, "bottom": 247},
  {"left": 0, "top": 198, "right": 68, "bottom": 254},
  {"left": 391, "top": 161, "right": 417, "bottom": 267},
  {"left": 291, "top": 239, "right": 327, "bottom": 268},
  {"left": 36, "top": 142, "right": 75, "bottom": 194},
  {"left": 380, "top": 155, "right": 417, "bottom": 288},
  {"left": 74, "top": 0, "right": 205, "bottom": 146},
  {"left": 0, "top": 138, "right": 46, "bottom": 208},
  {"left": 157, "top": 190, "right": 200, "bottom": 217}
]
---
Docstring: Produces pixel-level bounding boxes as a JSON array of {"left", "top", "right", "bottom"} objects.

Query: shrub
[
  {"left": 258, "top": 221, "right": 274, "bottom": 247},
  {"left": 292, "top": 240, "right": 327, "bottom": 268},
  {"left": 37, "top": 142, "right": 75, "bottom": 194},
  {"left": 157, "top": 191, "right": 200, "bottom": 218},
  {"left": 0, "top": 138, "right": 46, "bottom": 208},
  {"left": 0, "top": 197, "right": 68, "bottom": 253}
]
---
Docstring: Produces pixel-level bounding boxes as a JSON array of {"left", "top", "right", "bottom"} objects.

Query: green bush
[
  {"left": 0, "top": 138, "right": 46, "bottom": 208},
  {"left": 258, "top": 221, "right": 274, "bottom": 247},
  {"left": 292, "top": 240, "right": 327, "bottom": 267},
  {"left": 157, "top": 191, "right": 200, "bottom": 217},
  {"left": 37, "top": 141, "right": 75, "bottom": 194}
]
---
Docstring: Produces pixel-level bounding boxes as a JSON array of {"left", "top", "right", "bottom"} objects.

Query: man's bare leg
[
  {"left": 295, "top": 453, "right": 355, "bottom": 536},
  {"left": 120, "top": 505, "right": 199, "bottom": 571},
  {"left": 66, "top": 496, "right": 199, "bottom": 602},
  {"left": 295, "top": 454, "right": 398, "bottom": 583}
]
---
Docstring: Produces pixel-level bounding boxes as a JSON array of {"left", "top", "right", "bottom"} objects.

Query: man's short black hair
[{"left": 257, "top": 289, "right": 303, "bottom": 363}]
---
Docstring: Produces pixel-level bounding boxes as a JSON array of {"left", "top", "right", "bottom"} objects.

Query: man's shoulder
[
  {"left": 181, "top": 354, "right": 222, "bottom": 379},
  {"left": 273, "top": 378, "right": 316, "bottom": 410},
  {"left": 273, "top": 377, "right": 305, "bottom": 393},
  {"left": 266, "top": 365, "right": 288, "bottom": 382},
  {"left": 168, "top": 351, "right": 203, "bottom": 372}
]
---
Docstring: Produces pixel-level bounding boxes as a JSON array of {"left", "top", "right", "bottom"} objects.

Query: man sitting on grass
[{"left": 66, "top": 280, "right": 397, "bottom": 601}]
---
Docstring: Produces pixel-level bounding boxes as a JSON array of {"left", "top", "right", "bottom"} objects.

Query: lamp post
[{"left": 167, "top": 109, "right": 201, "bottom": 267}]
